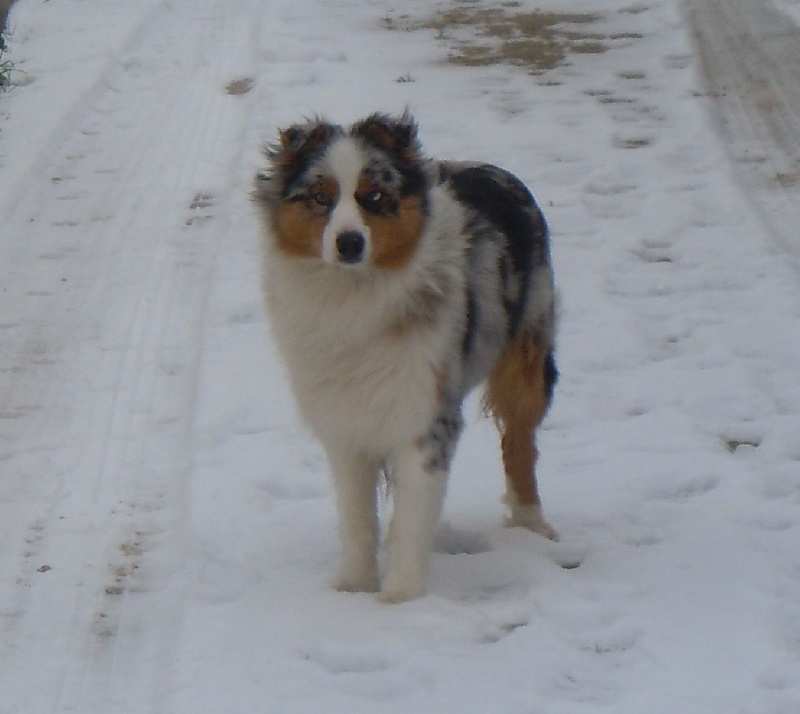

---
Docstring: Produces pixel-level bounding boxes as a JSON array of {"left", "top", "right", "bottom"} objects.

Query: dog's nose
[{"left": 336, "top": 231, "right": 366, "bottom": 264}]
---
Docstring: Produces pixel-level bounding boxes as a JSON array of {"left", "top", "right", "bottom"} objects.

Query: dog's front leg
[
  {"left": 326, "top": 446, "right": 380, "bottom": 593},
  {"left": 381, "top": 409, "right": 462, "bottom": 603}
]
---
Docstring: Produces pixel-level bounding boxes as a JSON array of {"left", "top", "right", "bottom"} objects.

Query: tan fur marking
[
  {"left": 435, "top": 367, "right": 448, "bottom": 401},
  {"left": 361, "top": 123, "right": 397, "bottom": 151},
  {"left": 272, "top": 202, "right": 326, "bottom": 259},
  {"left": 484, "top": 336, "right": 551, "bottom": 507},
  {"left": 366, "top": 196, "right": 425, "bottom": 269}
]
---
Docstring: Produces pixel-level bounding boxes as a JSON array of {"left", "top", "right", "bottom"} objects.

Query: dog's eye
[
  {"left": 356, "top": 187, "right": 392, "bottom": 214},
  {"left": 310, "top": 190, "right": 334, "bottom": 208}
]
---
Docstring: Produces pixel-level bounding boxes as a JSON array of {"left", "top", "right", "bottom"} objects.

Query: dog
[{"left": 254, "top": 111, "right": 558, "bottom": 602}]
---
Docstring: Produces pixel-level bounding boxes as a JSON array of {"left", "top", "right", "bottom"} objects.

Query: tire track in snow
[
  {"left": 0, "top": 1, "right": 263, "bottom": 711},
  {"left": 0, "top": 0, "right": 165, "bottom": 221},
  {"left": 685, "top": 0, "right": 800, "bottom": 267}
]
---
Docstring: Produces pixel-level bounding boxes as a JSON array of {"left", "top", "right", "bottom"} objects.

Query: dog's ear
[
  {"left": 267, "top": 119, "right": 340, "bottom": 172},
  {"left": 351, "top": 111, "right": 422, "bottom": 164}
]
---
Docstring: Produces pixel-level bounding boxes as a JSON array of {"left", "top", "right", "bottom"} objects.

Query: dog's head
[{"left": 255, "top": 112, "right": 430, "bottom": 269}]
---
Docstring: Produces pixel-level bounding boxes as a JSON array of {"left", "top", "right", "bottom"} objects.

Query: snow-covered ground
[
  {"left": 777, "top": 0, "right": 800, "bottom": 24},
  {"left": 1, "top": 0, "right": 799, "bottom": 712}
]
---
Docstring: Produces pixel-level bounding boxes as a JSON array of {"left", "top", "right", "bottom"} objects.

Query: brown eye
[{"left": 310, "top": 190, "right": 334, "bottom": 208}]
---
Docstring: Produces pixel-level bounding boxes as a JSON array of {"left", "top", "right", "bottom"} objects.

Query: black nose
[{"left": 336, "top": 231, "right": 366, "bottom": 264}]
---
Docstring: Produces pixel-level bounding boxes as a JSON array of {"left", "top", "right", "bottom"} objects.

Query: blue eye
[{"left": 357, "top": 187, "right": 391, "bottom": 214}]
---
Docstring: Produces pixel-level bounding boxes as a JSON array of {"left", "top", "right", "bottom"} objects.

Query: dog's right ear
[{"left": 267, "top": 120, "right": 341, "bottom": 172}]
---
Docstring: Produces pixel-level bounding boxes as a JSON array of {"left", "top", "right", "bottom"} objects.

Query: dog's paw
[
  {"left": 505, "top": 503, "right": 559, "bottom": 541},
  {"left": 378, "top": 563, "right": 427, "bottom": 603},
  {"left": 334, "top": 546, "right": 380, "bottom": 593},
  {"left": 334, "top": 567, "right": 380, "bottom": 594},
  {"left": 378, "top": 581, "right": 425, "bottom": 604}
]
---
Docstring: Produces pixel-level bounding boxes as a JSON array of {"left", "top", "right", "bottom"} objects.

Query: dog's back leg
[{"left": 485, "top": 334, "right": 558, "bottom": 540}]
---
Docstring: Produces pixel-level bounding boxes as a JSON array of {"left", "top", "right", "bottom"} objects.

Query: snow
[
  {"left": 777, "top": 0, "right": 800, "bottom": 24},
  {"left": 1, "top": 0, "right": 800, "bottom": 712}
]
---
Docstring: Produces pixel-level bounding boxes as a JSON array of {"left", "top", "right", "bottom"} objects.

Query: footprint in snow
[
  {"left": 301, "top": 642, "right": 414, "bottom": 700},
  {"left": 433, "top": 523, "right": 492, "bottom": 555},
  {"left": 185, "top": 192, "right": 214, "bottom": 226},
  {"left": 645, "top": 471, "right": 721, "bottom": 501}
]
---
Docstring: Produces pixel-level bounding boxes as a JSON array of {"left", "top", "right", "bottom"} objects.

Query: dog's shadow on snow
[
  {"left": 433, "top": 521, "right": 494, "bottom": 556},
  {"left": 428, "top": 520, "right": 588, "bottom": 603}
]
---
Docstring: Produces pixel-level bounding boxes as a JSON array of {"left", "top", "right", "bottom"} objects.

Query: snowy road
[
  {"left": 1, "top": 0, "right": 264, "bottom": 709},
  {"left": 2, "top": 0, "right": 800, "bottom": 712},
  {"left": 685, "top": 0, "right": 800, "bottom": 265}
]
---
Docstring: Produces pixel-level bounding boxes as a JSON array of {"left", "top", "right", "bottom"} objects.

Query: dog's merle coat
[{"left": 255, "top": 112, "right": 558, "bottom": 602}]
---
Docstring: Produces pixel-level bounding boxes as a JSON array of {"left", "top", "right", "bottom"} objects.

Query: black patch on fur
[
  {"left": 462, "top": 288, "right": 478, "bottom": 357},
  {"left": 447, "top": 165, "right": 549, "bottom": 337},
  {"left": 544, "top": 350, "right": 559, "bottom": 406},
  {"left": 398, "top": 166, "right": 430, "bottom": 209},
  {"left": 418, "top": 408, "right": 463, "bottom": 473}
]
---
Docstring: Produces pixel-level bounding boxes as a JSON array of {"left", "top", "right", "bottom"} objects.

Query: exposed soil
[{"left": 386, "top": 3, "right": 644, "bottom": 74}]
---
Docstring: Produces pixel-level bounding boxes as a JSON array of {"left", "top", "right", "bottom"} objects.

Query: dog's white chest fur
[{"left": 264, "top": 258, "right": 453, "bottom": 454}]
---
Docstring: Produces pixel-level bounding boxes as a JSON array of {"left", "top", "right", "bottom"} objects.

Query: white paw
[
  {"left": 378, "top": 557, "right": 428, "bottom": 603},
  {"left": 505, "top": 500, "right": 559, "bottom": 541},
  {"left": 378, "top": 576, "right": 426, "bottom": 604},
  {"left": 334, "top": 562, "right": 379, "bottom": 593}
]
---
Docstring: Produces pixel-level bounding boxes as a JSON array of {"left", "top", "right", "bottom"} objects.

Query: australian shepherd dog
[{"left": 254, "top": 112, "right": 558, "bottom": 602}]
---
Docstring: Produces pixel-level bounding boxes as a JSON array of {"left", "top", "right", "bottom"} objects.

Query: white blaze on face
[{"left": 321, "top": 139, "right": 372, "bottom": 266}]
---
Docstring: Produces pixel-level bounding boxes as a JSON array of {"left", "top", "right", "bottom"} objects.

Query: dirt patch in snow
[
  {"left": 225, "top": 77, "right": 254, "bottom": 96},
  {"left": 385, "top": 3, "right": 643, "bottom": 74}
]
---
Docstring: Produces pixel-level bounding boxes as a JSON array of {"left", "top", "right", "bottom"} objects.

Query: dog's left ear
[{"left": 351, "top": 111, "right": 422, "bottom": 164}]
